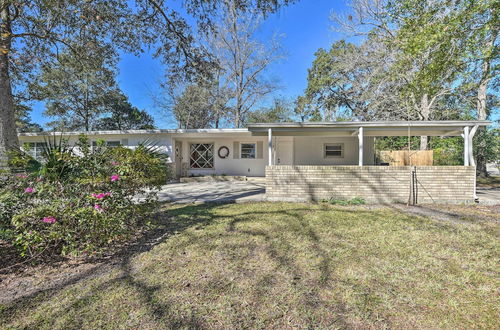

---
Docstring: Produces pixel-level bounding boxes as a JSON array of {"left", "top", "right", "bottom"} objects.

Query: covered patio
[
  {"left": 247, "top": 120, "right": 491, "bottom": 204},
  {"left": 248, "top": 120, "right": 490, "bottom": 167}
]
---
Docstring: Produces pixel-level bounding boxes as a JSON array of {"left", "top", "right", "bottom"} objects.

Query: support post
[
  {"left": 358, "top": 126, "right": 364, "bottom": 166},
  {"left": 468, "top": 125, "right": 478, "bottom": 167},
  {"left": 463, "top": 126, "right": 470, "bottom": 166},
  {"left": 268, "top": 128, "right": 272, "bottom": 166},
  {"left": 468, "top": 125, "right": 479, "bottom": 200}
]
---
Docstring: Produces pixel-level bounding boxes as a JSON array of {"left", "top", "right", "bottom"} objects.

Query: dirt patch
[
  {"left": 391, "top": 203, "right": 500, "bottom": 224},
  {"left": 0, "top": 209, "right": 175, "bottom": 304}
]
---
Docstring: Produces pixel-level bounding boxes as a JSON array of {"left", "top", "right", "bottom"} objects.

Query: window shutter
[
  {"left": 256, "top": 141, "right": 263, "bottom": 159},
  {"left": 121, "top": 139, "right": 128, "bottom": 146},
  {"left": 233, "top": 141, "right": 239, "bottom": 159}
]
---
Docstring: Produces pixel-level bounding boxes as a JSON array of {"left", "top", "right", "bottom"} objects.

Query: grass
[
  {"left": 1, "top": 202, "right": 498, "bottom": 328},
  {"left": 477, "top": 175, "right": 500, "bottom": 188}
]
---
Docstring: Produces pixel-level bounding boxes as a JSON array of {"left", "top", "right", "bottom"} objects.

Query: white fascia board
[
  {"left": 18, "top": 128, "right": 250, "bottom": 138},
  {"left": 247, "top": 120, "right": 492, "bottom": 129}
]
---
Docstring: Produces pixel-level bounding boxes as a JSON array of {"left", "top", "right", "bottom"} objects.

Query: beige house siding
[
  {"left": 293, "top": 136, "right": 375, "bottom": 165},
  {"left": 19, "top": 134, "right": 173, "bottom": 161},
  {"left": 176, "top": 137, "right": 269, "bottom": 177},
  {"left": 266, "top": 165, "right": 475, "bottom": 204}
]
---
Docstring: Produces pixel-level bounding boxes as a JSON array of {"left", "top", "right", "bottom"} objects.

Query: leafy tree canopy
[
  {"left": 95, "top": 91, "right": 156, "bottom": 131},
  {"left": 246, "top": 97, "right": 293, "bottom": 123}
]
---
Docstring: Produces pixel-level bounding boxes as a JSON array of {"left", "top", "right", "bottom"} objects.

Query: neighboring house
[{"left": 18, "top": 120, "right": 490, "bottom": 204}]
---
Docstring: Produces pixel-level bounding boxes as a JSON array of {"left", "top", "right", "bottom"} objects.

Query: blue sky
[
  {"left": 30, "top": 0, "right": 347, "bottom": 129},
  {"left": 29, "top": 1, "right": 497, "bottom": 128}
]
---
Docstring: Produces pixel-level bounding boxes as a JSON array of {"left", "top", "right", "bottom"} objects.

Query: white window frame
[
  {"left": 92, "top": 140, "right": 121, "bottom": 148},
  {"left": 324, "top": 143, "right": 344, "bottom": 158},
  {"left": 240, "top": 142, "right": 256, "bottom": 159},
  {"left": 26, "top": 142, "right": 47, "bottom": 161},
  {"left": 190, "top": 143, "right": 214, "bottom": 169}
]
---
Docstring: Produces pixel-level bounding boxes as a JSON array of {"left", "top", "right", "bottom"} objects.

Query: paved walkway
[
  {"left": 156, "top": 179, "right": 266, "bottom": 204},
  {"left": 476, "top": 188, "right": 500, "bottom": 205}
]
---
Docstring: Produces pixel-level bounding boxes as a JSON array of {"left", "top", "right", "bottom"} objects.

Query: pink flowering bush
[
  {"left": 1, "top": 136, "right": 170, "bottom": 258},
  {"left": 42, "top": 217, "right": 57, "bottom": 224},
  {"left": 24, "top": 187, "right": 35, "bottom": 194}
]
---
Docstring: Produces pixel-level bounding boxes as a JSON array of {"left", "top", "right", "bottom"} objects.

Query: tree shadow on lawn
[
  {"left": 1, "top": 202, "right": 400, "bottom": 328},
  {"left": 0, "top": 202, "right": 226, "bottom": 328}
]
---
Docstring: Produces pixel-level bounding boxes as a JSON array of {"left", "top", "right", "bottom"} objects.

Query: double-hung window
[
  {"left": 240, "top": 143, "right": 256, "bottom": 159},
  {"left": 324, "top": 143, "right": 343, "bottom": 158}
]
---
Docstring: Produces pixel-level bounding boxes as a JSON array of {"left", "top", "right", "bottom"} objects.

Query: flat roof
[
  {"left": 17, "top": 121, "right": 491, "bottom": 138},
  {"left": 247, "top": 120, "right": 491, "bottom": 137},
  {"left": 247, "top": 120, "right": 491, "bottom": 129},
  {"left": 18, "top": 128, "right": 250, "bottom": 137}
]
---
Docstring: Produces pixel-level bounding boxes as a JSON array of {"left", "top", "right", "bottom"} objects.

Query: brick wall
[{"left": 265, "top": 166, "right": 475, "bottom": 204}]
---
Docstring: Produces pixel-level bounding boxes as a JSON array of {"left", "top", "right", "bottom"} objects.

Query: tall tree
[
  {"left": 95, "top": 91, "right": 155, "bottom": 130},
  {"left": 246, "top": 97, "right": 293, "bottom": 123},
  {"left": 0, "top": 0, "right": 295, "bottom": 167},
  {"left": 304, "top": 38, "right": 408, "bottom": 121},
  {"left": 386, "top": 0, "right": 498, "bottom": 166},
  {"left": 208, "top": 0, "right": 284, "bottom": 127},
  {"left": 15, "top": 102, "right": 42, "bottom": 133},
  {"left": 172, "top": 84, "right": 221, "bottom": 129},
  {"left": 31, "top": 43, "right": 118, "bottom": 131},
  {"left": 329, "top": 0, "right": 496, "bottom": 150},
  {"left": 294, "top": 95, "right": 321, "bottom": 122},
  {"left": 0, "top": 0, "right": 134, "bottom": 166},
  {"left": 459, "top": 0, "right": 498, "bottom": 176}
]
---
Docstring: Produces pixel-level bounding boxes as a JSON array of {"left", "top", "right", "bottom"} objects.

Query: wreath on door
[{"left": 218, "top": 146, "right": 230, "bottom": 159}]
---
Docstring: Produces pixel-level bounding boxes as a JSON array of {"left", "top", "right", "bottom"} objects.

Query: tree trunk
[
  {"left": 476, "top": 70, "right": 488, "bottom": 176},
  {"left": 234, "top": 111, "right": 240, "bottom": 128},
  {"left": 419, "top": 93, "right": 430, "bottom": 150},
  {"left": 214, "top": 112, "right": 219, "bottom": 129},
  {"left": 234, "top": 100, "right": 242, "bottom": 128},
  {"left": 0, "top": 4, "right": 19, "bottom": 169},
  {"left": 475, "top": 28, "right": 497, "bottom": 177}
]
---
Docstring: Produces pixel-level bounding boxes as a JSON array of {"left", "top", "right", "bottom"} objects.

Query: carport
[{"left": 247, "top": 120, "right": 491, "bottom": 204}]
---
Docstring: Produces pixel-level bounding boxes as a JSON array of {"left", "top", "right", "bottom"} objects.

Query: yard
[{"left": 0, "top": 202, "right": 498, "bottom": 328}]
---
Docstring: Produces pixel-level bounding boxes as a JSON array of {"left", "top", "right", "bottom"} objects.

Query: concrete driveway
[
  {"left": 156, "top": 179, "right": 266, "bottom": 204},
  {"left": 476, "top": 188, "right": 500, "bottom": 205},
  {"left": 154, "top": 179, "right": 499, "bottom": 205}
]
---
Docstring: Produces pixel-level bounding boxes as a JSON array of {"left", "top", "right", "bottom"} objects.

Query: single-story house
[{"left": 18, "top": 120, "right": 491, "bottom": 204}]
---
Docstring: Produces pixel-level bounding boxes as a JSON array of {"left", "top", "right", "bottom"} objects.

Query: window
[
  {"left": 190, "top": 143, "right": 214, "bottom": 168},
  {"left": 92, "top": 141, "right": 121, "bottom": 148},
  {"left": 25, "top": 142, "right": 47, "bottom": 161},
  {"left": 324, "top": 143, "right": 343, "bottom": 158},
  {"left": 240, "top": 143, "right": 256, "bottom": 159},
  {"left": 106, "top": 141, "right": 121, "bottom": 147}
]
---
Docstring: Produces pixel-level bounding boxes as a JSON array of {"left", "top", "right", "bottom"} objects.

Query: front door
[
  {"left": 175, "top": 140, "right": 182, "bottom": 177},
  {"left": 276, "top": 140, "right": 293, "bottom": 165}
]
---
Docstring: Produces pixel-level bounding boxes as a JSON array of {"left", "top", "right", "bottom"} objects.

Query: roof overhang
[
  {"left": 18, "top": 128, "right": 251, "bottom": 138},
  {"left": 247, "top": 121, "right": 491, "bottom": 137}
]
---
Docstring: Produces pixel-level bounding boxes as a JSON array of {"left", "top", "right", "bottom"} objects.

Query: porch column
[
  {"left": 358, "top": 126, "right": 364, "bottom": 166},
  {"left": 468, "top": 125, "right": 478, "bottom": 167},
  {"left": 268, "top": 128, "right": 273, "bottom": 166},
  {"left": 463, "top": 126, "right": 470, "bottom": 166},
  {"left": 468, "top": 125, "right": 479, "bottom": 200}
]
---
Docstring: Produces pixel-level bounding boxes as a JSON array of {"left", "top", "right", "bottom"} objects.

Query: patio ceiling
[{"left": 247, "top": 120, "right": 491, "bottom": 137}]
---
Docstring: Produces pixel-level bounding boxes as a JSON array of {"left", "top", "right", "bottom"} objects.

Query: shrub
[{"left": 1, "top": 135, "right": 170, "bottom": 258}]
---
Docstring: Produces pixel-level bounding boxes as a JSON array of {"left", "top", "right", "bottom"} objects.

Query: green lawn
[{"left": 1, "top": 203, "right": 498, "bottom": 328}]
